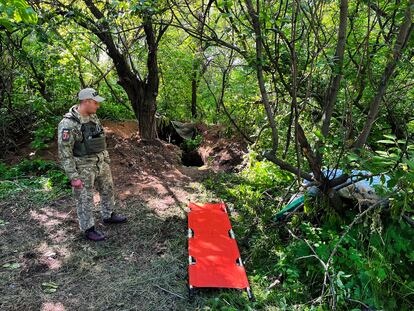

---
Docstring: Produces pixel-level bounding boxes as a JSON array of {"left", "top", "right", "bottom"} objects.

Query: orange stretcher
[{"left": 187, "top": 202, "right": 254, "bottom": 300}]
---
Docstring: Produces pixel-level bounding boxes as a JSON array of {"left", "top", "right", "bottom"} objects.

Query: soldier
[{"left": 58, "top": 88, "right": 127, "bottom": 241}]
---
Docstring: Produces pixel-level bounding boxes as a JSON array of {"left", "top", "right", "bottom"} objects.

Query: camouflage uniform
[{"left": 58, "top": 105, "right": 115, "bottom": 231}]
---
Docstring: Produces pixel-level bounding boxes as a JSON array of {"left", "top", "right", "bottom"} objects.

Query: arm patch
[{"left": 62, "top": 129, "right": 71, "bottom": 142}]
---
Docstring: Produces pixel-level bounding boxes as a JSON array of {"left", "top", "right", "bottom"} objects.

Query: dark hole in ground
[
  {"left": 156, "top": 119, "right": 203, "bottom": 167},
  {"left": 181, "top": 149, "right": 204, "bottom": 167}
]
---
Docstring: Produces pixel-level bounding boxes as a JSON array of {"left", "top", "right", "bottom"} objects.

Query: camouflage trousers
[{"left": 73, "top": 153, "right": 115, "bottom": 231}]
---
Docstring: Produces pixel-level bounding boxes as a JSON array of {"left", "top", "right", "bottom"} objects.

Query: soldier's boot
[
  {"left": 103, "top": 212, "right": 127, "bottom": 224},
  {"left": 85, "top": 226, "right": 106, "bottom": 241}
]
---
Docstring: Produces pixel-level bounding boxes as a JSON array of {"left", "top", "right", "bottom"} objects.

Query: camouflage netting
[{"left": 171, "top": 121, "right": 196, "bottom": 140}]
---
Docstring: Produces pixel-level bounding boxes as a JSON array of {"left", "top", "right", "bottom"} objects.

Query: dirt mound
[
  {"left": 196, "top": 124, "right": 248, "bottom": 172},
  {"left": 104, "top": 121, "right": 248, "bottom": 211},
  {"left": 105, "top": 130, "right": 209, "bottom": 213},
  {"left": 109, "top": 135, "right": 182, "bottom": 171},
  {"left": 102, "top": 120, "right": 138, "bottom": 138},
  {"left": 2, "top": 120, "right": 248, "bottom": 175}
]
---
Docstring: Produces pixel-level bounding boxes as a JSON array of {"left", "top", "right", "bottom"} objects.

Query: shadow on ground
[{"left": 0, "top": 189, "right": 209, "bottom": 311}]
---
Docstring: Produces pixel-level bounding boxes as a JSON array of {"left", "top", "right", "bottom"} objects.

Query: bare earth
[{"left": 0, "top": 121, "right": 245, "bottom": 311}]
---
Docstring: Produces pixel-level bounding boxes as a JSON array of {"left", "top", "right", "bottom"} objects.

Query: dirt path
[{"left": 0, "top": 124, "right": 231, "bottom": 311}]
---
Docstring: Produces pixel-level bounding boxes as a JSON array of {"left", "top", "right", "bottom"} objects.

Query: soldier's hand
[{"left": 71, "top": 179, "right": 83, "bottom": 189}]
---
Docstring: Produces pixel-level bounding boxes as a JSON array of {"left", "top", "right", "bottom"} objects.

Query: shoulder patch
[{"left": 62, "top": 128, "right": 71, "bottom": 141}]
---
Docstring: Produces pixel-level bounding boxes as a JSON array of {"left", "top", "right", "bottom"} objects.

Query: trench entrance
[
  {"left": 181, "top": 149, "right": 204, "bottom": 167},
  {"left": 156, "top": 120, "right": 204, "bottom": 167}
]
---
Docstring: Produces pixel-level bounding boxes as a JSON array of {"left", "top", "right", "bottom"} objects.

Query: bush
[
  {"left": 31, "top": 119, "right": 57, "bottom": 149},
  {"left": 180, "top": 134, "right": 203, "bottom": 152},
  {"left": 201, "top": 153, "right": 414, "bottom": 310},
  {"left": 97, "top": 102, "right": 135, "bottom": 121},
  {"left": 0, "top": 159, "right": 70, "bottom": 190}
]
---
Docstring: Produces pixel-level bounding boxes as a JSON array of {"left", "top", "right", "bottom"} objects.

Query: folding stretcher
[{"left": 187, "top": 202, "right": 254, "bottom": 300}]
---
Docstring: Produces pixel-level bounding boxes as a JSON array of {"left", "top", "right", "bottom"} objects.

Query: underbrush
[
  {"left": 1, "top": 98, "right": 133, "bottom": 152},
  {"left": 201, "top": 153, "right": 414, "bottom": 310},
  {"left": 0, "top": 159, "right": 71, "bottom": 203},
  {"left": 96, "top": 102, "right": 135, "bottom": 121}
]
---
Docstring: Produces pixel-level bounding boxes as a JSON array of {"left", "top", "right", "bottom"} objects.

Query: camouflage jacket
[{"left": 57, "top": 105, "right": 110, "bottom": 180}]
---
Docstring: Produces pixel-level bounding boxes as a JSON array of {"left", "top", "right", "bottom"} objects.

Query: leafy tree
[
  {"left": 171, "top": 0, "right": 414, "bottom": 201},
  {"left": 35, "top": 0, "right": 172, "bottom": 140},
  {"left": 0, "top": 0, "right": 37, "bottom": 30}
]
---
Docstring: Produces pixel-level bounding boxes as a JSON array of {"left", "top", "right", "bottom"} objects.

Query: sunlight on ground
[
  {"left": 36, "top": 241, "right": 70, "bottom": 270},
  {"left": 30, "top": 208, "right": 71, "bottom": 229},
  {"left": 29, "top": 208, "right": 73, "bottom": 269},
  {"left": 41, "top": 302, "right": 65, "bottom": 311}
]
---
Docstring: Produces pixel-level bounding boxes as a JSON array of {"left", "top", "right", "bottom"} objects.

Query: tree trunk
[
  {"left": 191, "top": 64, "right": 198, "bottom": 118},
  {"left": 0, "top": 76, "right": 5, "bottom": 109},
  {"left": 138, "top": 94, "right": 157, "bottom": 140},
  {"left": 354, "top": 0, "right": 413, "bottom": 149},
  {"left": 79, "top": 0, "right": 160, "bottom": 141},
  {"left": 320, "top": 0, "right": 349, "bottom": 137},
  {"left": 245, "top": 0, "right": 279, "bottom": 152},
  {"left": 140, "top": 17, "right": 159, "bottom": 140}
]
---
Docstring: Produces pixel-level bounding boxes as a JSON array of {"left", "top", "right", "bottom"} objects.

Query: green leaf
[
  {"left": 2, "top": 262, "right": 21, "bottom": 270},
  {"left": 0, "top": 219, "right": 9, "bottom": 226},
  {"left": 405, "top": 160, "right": 414, "bottom": 170},
  {"left": 377, "top": 140, "right": 396, "bottom": 144},
  {"left": 0, "top": 17, "right": 13, "bottom": 30},
  {"left": 314, "top": 130, "right": 324, "bottom": 140},
  {"left": 377, "top": 268, "right": 387, "bottom": 281},
  {"left": 42, "top": 282, "right": 59, "bottom": 293}
]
